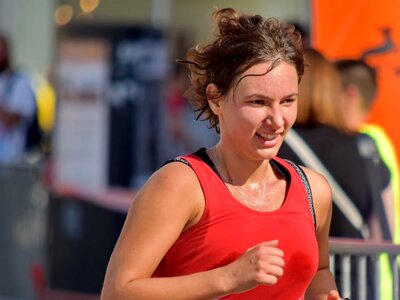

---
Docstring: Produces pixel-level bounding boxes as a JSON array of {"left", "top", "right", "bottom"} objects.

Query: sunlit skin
[{"left": 207, "top": 61, "right": 299, "bottom": 187}]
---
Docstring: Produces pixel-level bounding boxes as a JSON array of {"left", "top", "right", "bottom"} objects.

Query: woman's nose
[{"left": 265, "top": 107, "right": 284, "bottom": 129}]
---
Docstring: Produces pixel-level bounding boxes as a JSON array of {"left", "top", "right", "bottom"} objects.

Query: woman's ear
[{"left": 206, "top": 83, "right": 222, "bottom": 114}]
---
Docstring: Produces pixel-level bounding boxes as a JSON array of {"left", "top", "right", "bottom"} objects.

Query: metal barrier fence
[
  {"left": 329, "top": 238, "right": 400, "bottom": 300},
  {"left": 0, "top": 162, "right": 47, "bottom": 300}
]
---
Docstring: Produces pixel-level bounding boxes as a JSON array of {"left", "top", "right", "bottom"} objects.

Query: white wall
[
  {"left": 0, "top": 0, "right": 310, "bottom": 79},
  {"left": 0, "top": 0, "right": 56, "bottom": 78},
  {"left": 169, "top": 0, "right": 306, "bottom": 44}
]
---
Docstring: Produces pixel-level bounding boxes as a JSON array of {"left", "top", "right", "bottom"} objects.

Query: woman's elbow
[
  {"left": 100, "top": 280, "right": 125, "bottom": 300},
  {"left": 100, "top": 285, "right": 117, "bottom": 300}
]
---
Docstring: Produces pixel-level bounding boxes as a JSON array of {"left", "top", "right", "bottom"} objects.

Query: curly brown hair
[{"left": 179, "top": 8, "right": 304, "bottom": 132}]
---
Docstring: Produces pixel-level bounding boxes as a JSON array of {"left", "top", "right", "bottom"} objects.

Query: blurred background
[{"left": 0, "top": 0, "right": 398, "bottom": 299}]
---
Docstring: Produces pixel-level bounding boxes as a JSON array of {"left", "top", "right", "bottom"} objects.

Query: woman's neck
[{"left": 208, "top": 144, "right": 271, "bottom": 186}]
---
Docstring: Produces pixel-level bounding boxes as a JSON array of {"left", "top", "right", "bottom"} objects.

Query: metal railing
[
  {"left": 0, "top": 162, "right": 47, "bottom": 300},
  {"left": 329, "top": 238, "right": 400, "bottom": 300}
]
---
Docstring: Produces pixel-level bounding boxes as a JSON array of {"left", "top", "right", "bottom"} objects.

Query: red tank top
[{"left": 153, "top": 153, "right": 318, "bottom": 299}]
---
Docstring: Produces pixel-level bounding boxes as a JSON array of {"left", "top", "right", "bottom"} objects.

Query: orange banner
[{"left": 311, "top": 0, "right": 400, "bottom": 162}]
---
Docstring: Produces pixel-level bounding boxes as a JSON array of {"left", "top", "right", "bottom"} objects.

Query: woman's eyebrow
[{"left": 245, "top": 92, "right": 299, "bottom": 99}]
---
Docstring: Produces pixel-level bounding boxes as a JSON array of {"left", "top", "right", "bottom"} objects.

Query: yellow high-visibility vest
[{"left": 360, "top": 123, "right": 400, "bottom": 300}]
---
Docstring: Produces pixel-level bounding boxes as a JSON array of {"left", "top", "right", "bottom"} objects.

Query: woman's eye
[
  {"left": 250, "top": 99, "right": 264, "bottom": 105},
  {"left": 282, "top": 98, "right": 295, "bottom": 105}
]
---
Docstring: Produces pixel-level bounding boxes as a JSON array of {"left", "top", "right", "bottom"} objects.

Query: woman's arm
[
  {"left": 303, "top": 167, "right": 343, "bottom": 300},
  {"left": 100, "top": 162, "right": 224, "bottom": 300},
  {"left": 100, "top": 162, "right": 285, "bottom": 300}
]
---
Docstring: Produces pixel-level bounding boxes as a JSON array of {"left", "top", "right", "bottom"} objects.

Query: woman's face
[{"left": 215, "top": 61, "right": 299, "bottom": 160}]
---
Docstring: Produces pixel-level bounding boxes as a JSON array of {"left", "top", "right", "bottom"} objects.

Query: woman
[{"left": 101, "top": 8, "right": 342, "bottom": 299}]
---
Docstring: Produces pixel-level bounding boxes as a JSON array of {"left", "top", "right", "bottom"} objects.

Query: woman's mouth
[
  {"left": 256, "top": 132, "right": 278, "bottom": 140},
  {"left": 256, "top": 132, "right": 280, "bottom": 147}
]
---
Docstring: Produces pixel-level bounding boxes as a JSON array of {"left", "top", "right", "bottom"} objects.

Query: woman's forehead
[
  {"left": 230, "top": 62, "right": 299, "bottom": 99},
  {"left": 237, "top": 62, "right": 298, "bottom": 86}
]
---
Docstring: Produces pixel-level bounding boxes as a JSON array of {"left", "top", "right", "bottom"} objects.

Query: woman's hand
[{"left": 222, "top": 240, "right": 284, "bottom": 294}]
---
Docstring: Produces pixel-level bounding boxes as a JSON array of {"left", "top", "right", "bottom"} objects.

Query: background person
[
  {"left": 101, "top": 8, "right": 342, "bottom": 300},
  {"left": 279, "top": 48, "right": 392, "bottom": 299},
  {"left": 335, "top": 58, "right": 400, "bottom": 299},
  {"left": 0, "top": 32, "right": 36, "bottom": 163},
  {"left": 335, "top": 58, "right": 399, "bottom": 243}
]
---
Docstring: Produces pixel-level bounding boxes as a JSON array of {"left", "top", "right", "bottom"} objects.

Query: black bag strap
[{"left": 163, "top": 156, "right": 191, "bottom": 167}]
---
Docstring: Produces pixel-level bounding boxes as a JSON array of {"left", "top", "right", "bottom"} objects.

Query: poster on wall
[
  {"left": 54, "top": 38, "right": 110, "bottom": 191},
  {"left": 311, "top": 0, "right": 400, "bottom": 163},
  {"left": 52, "top": 24, "right": 168, "bottom": 192},
  {"left": 108, "top": 33, "right": 169, "bottom": 188}
]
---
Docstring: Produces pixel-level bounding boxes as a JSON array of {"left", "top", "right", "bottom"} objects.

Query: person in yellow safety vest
[{"left": 336, "top": 58, "right": 400, "bottom": 300}]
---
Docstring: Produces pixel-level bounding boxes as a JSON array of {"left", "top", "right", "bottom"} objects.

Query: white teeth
[{"left": 257, "top": 133, "right": 277, "bottom": 140}]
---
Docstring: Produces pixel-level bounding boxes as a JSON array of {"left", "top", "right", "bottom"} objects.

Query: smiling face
[{"left": 210, "top": 61, "right": 299, "bottom": 160}]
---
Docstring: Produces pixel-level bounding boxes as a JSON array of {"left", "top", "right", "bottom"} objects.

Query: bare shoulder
[
  {"left": 299, "top": 166, "right": 332, "bottom": 199},
  {"left": 145, "top": 160, "right": 200, "bottom": 194},
  {"left": 103, "top": 160, "right": 205, "bottom": 285},
  {"left": 129, "top": 160, "right": 204, "bottom": 230}
]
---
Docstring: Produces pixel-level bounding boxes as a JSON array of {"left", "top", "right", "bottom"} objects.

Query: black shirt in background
[{"left": 278, "top": 124, "right": 391, "bottom": 300}]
